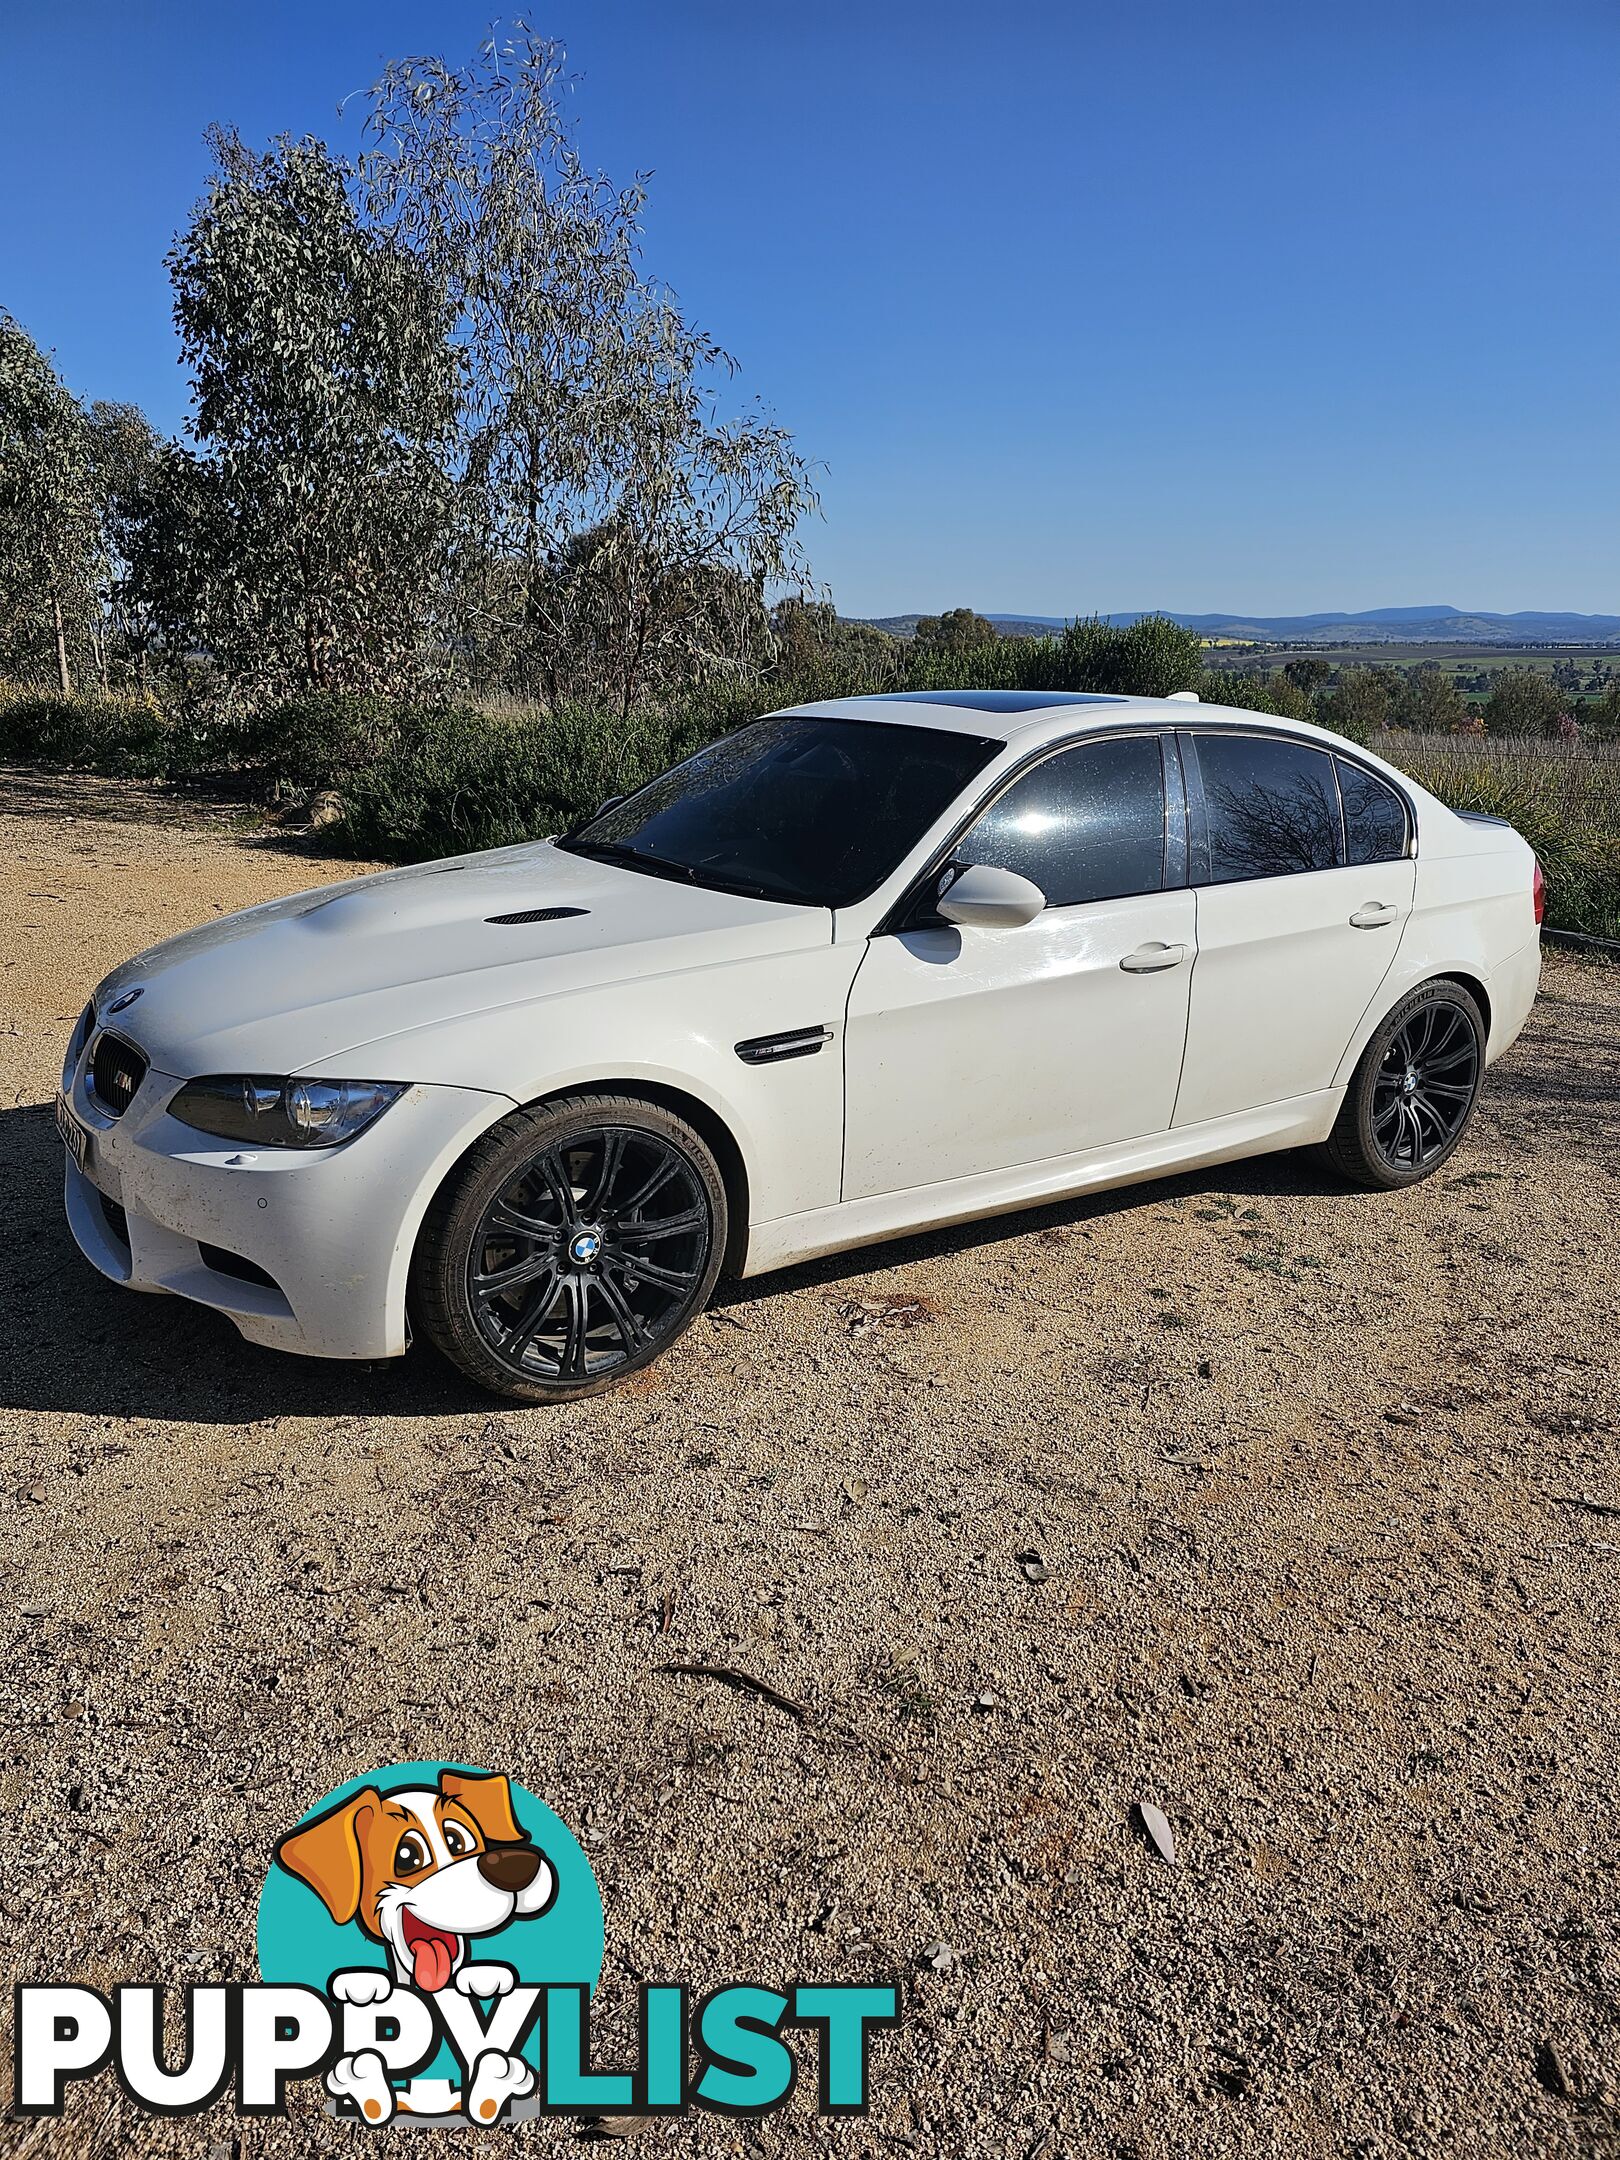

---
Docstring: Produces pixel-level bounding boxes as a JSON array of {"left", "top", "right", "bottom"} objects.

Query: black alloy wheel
[
  {"left": 413, "top": 1095, "right": 727, "bottom": 1402},
  {"left": 1369, "top": 1001, "right": 1481, "bottom": 1172},
  {"left": 1326, "top": 980, "right": 1485, "bottom": 1190}
]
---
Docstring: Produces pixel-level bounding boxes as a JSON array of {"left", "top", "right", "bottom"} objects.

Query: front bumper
[{"left": 60, "top": 1046, "right": 511, "bottom": 1361}]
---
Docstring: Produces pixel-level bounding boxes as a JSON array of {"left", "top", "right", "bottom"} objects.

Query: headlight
[
  {"left": 62, "top": 1002, "right": 94, "bottom": 1091},
  {"left": 166, "top": 1076, "right": 406, "bottom": 1150}
]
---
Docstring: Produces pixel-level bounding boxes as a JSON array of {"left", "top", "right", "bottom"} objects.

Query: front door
[{"left": 843, "top": 730, "right": 1196, "bottom": 1200}]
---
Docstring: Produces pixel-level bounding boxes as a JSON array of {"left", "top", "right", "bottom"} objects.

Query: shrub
[
  {"left": 331, "top": 701, "right": 716, "bottom": 861},
  {"left": 1040, "top": 615, "right": 1202, "bottom": 698},
  {"left": 1195, "top": 669, "right": 1311, "bottom": 721},
  {"left": 1315, "top": 666, "right": 1396, "bottom": 742},
  {"left": 0, "top": 685, "right": 185, "bottom": 778},
  {"left": 235, "top": 691, "right": 420, "bottom": 790},
  {"left": 1484, "top": 669, "right": 1563, "bottom": 737}
]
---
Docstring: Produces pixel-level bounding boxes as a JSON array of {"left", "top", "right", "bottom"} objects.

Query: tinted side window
[
  {"left": 1338, "top": 757, "right": 1408, "bottom": 865},
  {"left": 961, "top": 734, "right": 1165, "bottom": 907},
  {"left": 1194, "top": 734, "right": 1340, "bottom": 883}
]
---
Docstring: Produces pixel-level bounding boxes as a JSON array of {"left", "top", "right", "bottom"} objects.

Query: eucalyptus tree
[
  {"left": 361, "top": 27, "right": 817, "bottom": 707},
  {"left": 151, "top": 128, "right": 460, "bottom": 705},
  {"left": 85, "top": 401, "right": 163, "bottom": 686},
  {"left": 0, "top": 313, "right": 99, "bottom": 693}
]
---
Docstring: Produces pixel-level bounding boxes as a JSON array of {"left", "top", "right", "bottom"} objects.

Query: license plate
[{"left": 56, "top": 1092, "right": 90, "bottom": 1173}]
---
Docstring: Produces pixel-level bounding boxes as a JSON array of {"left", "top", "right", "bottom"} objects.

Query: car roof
[
  {"left": 772, "top": 689, "right": 1395, "bottom": 768},
  {"left": 774, "top": 689, "right": 1192, "bottom": 745}
]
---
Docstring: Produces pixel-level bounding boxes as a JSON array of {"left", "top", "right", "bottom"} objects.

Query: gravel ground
[{"left": 2, "top": 771, "right": 1617, "bottom": 2158}]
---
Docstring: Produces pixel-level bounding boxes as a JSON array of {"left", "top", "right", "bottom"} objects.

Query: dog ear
[
  {"left": 274, "top": 1789, "right": 380, "bottom": 1925},
  {"left": 440, "top": 1769, "right": 526, "bottom": 1846}
]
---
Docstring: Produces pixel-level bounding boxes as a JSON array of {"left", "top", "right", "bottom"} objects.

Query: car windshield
[{"left": 559, "top": 714, "right": 1001, "bottom": 908}]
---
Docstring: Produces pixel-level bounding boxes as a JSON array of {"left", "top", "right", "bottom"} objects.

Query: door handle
[
  {"left": 1348, "top": 903, "right": 1398, "bottom": 929},
  {"left": 1119, "top": 941, "right": 1188, "bottom": 973}
]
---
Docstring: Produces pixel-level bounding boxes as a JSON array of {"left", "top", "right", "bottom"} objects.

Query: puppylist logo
[{"left": 13, "top": 1761, "right": 899, "bottom": 2126}]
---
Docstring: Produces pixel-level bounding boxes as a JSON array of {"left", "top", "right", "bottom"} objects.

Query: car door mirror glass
[{"left": 936, "top": 862, "right": 1046, "bottom": 928}]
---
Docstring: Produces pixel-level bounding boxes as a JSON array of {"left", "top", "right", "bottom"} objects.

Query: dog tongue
[{"left": 411, "top": 1932, "right": 454, "bottom": 1994}]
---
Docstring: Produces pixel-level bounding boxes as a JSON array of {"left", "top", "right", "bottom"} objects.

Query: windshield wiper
[
  {"left": 559, "top": 838, "right": 783, "bottom": 905},
  {"left": 561, "top": 838, "right": 689, "bottom": 882}
]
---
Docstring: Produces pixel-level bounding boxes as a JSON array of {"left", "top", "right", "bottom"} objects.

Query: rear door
[
  {"left": 843, "top": 729, "right": 1196, "bottom": 1198},
  {"left": 1172, "top": 730, "right": 1415, "bottom": 1128}
]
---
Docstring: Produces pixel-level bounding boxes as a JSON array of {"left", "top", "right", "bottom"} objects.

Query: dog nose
[{"left": 477, "top": 1845, "right": 542, "bottom": 1892}]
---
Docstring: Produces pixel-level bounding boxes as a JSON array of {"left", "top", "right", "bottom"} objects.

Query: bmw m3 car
[{"left": 58, "top": 691, "right": 1542, "bottom": 1402}]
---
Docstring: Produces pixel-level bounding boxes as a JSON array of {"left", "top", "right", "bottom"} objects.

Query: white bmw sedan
[{"left": 59, "top": 691, "right": 1542, "bottom": 1402}]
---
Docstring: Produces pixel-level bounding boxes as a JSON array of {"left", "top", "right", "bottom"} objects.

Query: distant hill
[{"left": 854, "top": 606, "right": 1620, "bottom": 646}]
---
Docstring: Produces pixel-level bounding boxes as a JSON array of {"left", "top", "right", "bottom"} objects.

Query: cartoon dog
[{"left": 275, "top": 1768, "right": 557, "bottom": 2121}]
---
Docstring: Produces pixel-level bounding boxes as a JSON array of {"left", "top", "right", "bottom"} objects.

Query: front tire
[
  {"left": 412, "top": 1094, "right": 727, "bottom": 1403},
  {"left": 1325, "top": 980, "right": 1485, "bottom": 1190}
]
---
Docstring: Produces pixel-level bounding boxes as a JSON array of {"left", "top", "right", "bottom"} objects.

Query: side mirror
[{"left": 936, "top": 862, "right": 1046, "bottom": 928}]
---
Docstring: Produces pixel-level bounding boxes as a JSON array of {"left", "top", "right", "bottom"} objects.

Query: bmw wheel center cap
[{"left": 569, "top": 1230, "right": 602, "bottom": 1265}]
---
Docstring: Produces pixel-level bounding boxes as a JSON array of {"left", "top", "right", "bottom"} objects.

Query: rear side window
[
  {"left": 960, "top": 734, "right": 1166, "bottom": 907},
  {"left": 1337, "top": 757, "right": 1409, "bottom": 865},
  {"left": 1194, "top": 733, "right": 1340, "bottom": 883}
]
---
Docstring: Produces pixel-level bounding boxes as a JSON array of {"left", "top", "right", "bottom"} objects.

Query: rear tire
[
  {"left": 412, "top": 1093, "right": 727, "bottom": 1403},
  {"left": 1325, "top": 980, "right": 1485, "bottom": 1190}
]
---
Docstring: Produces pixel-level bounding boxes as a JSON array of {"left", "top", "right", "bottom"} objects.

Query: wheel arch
[
  {"left": 404, "top": 1076, "right": 757, "bottom": 1331},
  {"left": 1333, "top": 964, "right": 1493, "bottom": 1092},
  {"left": 1430, "top": 969, "right": 1491, "bottom": 1040}
]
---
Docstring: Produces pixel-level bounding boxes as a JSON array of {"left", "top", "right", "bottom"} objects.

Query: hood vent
[{"left": 486, "top": 906, "right": 589, "bottom": 926}]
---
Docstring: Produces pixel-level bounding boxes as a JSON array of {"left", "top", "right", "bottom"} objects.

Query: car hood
[{"left": 94, "top": 841, "right": 828, "bottom": 1078}]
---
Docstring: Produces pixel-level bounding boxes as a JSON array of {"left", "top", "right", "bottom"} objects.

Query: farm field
[
  {"left": 3, "top": 776, "right": 1618, "bottom": 2156},
  {"left": 1204, "top": 643, "right": 1620, "bottom": 689}
]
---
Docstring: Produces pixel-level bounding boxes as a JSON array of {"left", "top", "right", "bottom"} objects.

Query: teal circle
[{"left": 256, "top": 1761, "right": 603, "bottom": 2085}]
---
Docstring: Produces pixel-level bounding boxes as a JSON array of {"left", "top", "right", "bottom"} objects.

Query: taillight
[{"left": 1532, "top": 857, "right": 1545, "bottom": 927}]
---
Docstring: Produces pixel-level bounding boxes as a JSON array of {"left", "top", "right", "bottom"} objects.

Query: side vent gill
[
  {"left": 486, "top": 906, "right": 590, "bottom": 925},
  {"left": 735, "top": 1025, "right": 833, "bottom": 1065}
]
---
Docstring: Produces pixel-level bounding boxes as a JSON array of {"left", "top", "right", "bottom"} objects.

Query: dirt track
[{"left": 2, "top": 770, "right": 1618, "bottom": 2157}]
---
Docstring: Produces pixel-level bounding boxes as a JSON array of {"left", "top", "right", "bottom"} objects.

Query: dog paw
[
  {"left": 330, "top": 1967, "right": 394, "bottom": 2007},
  {"left": 464, "top": 2049, "right": 535, "bottom": 2124},
  {"left": 327, "top": 2048, "right": 396, "bottom": 2123},
  {"left": 455, "top": 1961, "right": 517, "bottom": 1999}
]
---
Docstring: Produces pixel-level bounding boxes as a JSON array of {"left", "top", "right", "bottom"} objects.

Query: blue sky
[{"left": 3, "top": 0, "right": 1616, "bottom": 617}]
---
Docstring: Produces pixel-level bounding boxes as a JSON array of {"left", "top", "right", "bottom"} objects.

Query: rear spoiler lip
[{"left": 1454, "top": 809, "right": 1514, "bottom": 830}]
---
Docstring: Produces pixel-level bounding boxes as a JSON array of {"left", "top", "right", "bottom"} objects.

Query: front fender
[{"left": 299, "top": 943, "right": 859, "bottom": 1228}]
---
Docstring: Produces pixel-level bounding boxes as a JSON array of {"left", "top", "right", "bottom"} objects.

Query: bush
[
  {"left": 0, "top": 685, "right": 186, "bottom": 778},
  {"left": 1484, "top": 669, "right": 1564, "bottom": 738},
  {"left": 1039, "top": 615, "right": 1203, "bottom": 697},
  {"left": 1315, "top": 666, "right": 1396, "bottom": 742},
  {"left": 1195, "top": 669, "right": 1311, "bottom": 721},
  {"left": 235, "top": 692, "right": 421, "bottom": 790},
  {"left": 331, "top": 701, "right": 717, "bottom": 861}
]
